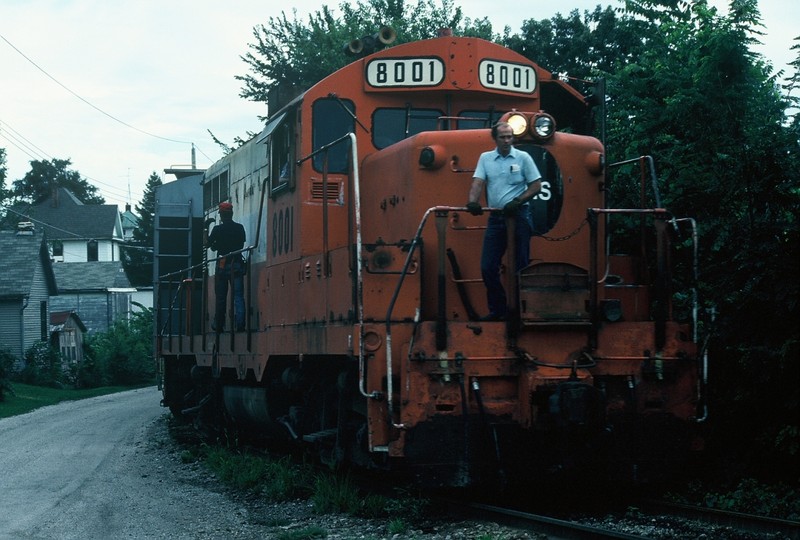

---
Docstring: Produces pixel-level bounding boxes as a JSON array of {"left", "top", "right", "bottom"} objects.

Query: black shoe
[{"left": 479, "top": 313, "right": 505, "bottom": 321}]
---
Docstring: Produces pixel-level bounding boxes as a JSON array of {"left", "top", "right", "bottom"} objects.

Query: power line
[
  {"left": 0, "top": 129, "right": 41, "bottom": 162},
  {"left": 1, "top": 118, "right": 147, "bottom": 203},
  {"left": 2, "top": 204, "right": 151, "bottom": 248},
  {"left": 0, "top": 121, "right": 51, "bottom": 161},
  {"left": 0, "top": 33, "right": 215, "bottom": 205},
  {"left": 0, "top": 31, "right": 193, "bottom": 146}
]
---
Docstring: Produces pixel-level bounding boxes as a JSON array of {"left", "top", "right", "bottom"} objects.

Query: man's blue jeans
[
  {"left": 480, "top": 207, "right": 532, "bottom": 318},
  {"left": 215, "top": 260, "right": 245, "bottom": 330}
]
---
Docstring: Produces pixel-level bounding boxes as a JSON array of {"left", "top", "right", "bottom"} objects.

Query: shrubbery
[
  {"left": 6, "top": 308, "right": 155, "bottom": 390},
  {"left": 0, "top": 347, "right": 16, "bottom": 401},
  {"left": 19, "top": 341, "right": 72, "bottom": 388},
  {"left": 84, "top": 308, "right": 154, "bottom": 386}
]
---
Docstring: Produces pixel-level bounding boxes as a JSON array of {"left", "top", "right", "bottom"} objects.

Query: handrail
[
  {"left": 383, "top": 205, "right": 498, "bottom": 427},
  {"left": 156, "top": 185, "right": 264, "bottom": 343},
  {"left": 298, "top": 133, "right": 371, "bottom": 401},
  {"left": 587, "top": 207, "right": 672, "bottom": 350},
  {"left": 607, "top": 155, "right": 661, "bottom": 208}
]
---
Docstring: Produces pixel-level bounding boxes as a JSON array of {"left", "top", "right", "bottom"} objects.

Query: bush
[
  {"left": 703, "top": 479, "right": 800, "bottom": 519},
  {"left": 0, "top": 347, "right": 17, "bottom": 401},
  {"left": 74, "top": 354, "right": 104, "bottom": 389},
  {"left": 668, "top": 478, "right": 800, "bottom": 520},
  {"left": 84, "top": 309, "right": 155, "bottom": 387},
  {"left": 19, "top": 342, "right": 69, "bottom": 388}
]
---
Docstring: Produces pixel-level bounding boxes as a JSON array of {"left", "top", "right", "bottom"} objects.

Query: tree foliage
[
  {"left": 237, "top": 0, "right": 494, "bottom": 113},
  {"left": 515, "top": 0, "right": 799, "bottom": 479},
  {"left": 0, "top": 148, "right": 8, "bottom": 207},
  {"left": 502, "top": 6, "right": 651, "bottom": 84},
  {"left": 10, "top": 158, "right": 104, "bottom": 205},
  {"left": 83, "top": 309, "right": 155, "bottom": 387},
  {"left": 123, "top": 171, "right": 161, "bottom": 287}
]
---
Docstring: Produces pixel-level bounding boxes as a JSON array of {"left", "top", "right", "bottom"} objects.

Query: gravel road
[
  {"left": 0, "top": 386, "right": 540, "bottom": 540},
  {"left": 0, "top": 387, "right": 263, "bottom": 539}
]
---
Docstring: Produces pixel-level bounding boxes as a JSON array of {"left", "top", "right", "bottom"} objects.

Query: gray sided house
[
  {"left": 24, "top": 187, "right": 125, "bottom": 263},
  {"left": 0, "top": 226, "right": 58, "bottom": 366},
  {"left": 50, "top": 262, "right": 136, "bottom": 334}
]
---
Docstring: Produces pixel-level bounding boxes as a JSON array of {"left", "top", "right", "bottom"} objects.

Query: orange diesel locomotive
[{"left": 156, "top": 31, "right": 706, "bottom": 487}]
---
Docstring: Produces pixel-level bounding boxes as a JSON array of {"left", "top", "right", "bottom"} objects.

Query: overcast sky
[{"left": 1, "top": 0, "right": 796, "bottom": 209}]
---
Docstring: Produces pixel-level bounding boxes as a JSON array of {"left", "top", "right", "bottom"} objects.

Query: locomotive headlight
[
  {"left": 531, "top": 113, "right": 556, "bottom": 140},
  {"left": 506, "top": 113, "right": 528, "bottom": 137},
  {"left": 418, "top": 145, "right": 446, "bottom": 169}
]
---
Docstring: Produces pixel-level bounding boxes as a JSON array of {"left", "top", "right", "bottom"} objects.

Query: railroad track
[
  {"left": 443, "top": 500, "right": 653, "bottom": 540},
  {"left": 640, "top": 499, "right": 800, "bottom": 539},
  {"left": 442, "top": 498, "right": 800, "bottom": 540}
]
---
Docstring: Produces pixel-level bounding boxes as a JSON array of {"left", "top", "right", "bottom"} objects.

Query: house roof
[
  {"left": 52, "top": 261, "right": 133, "bottom": 292},
  {"left": 0, "top": 228, "right": 58, "bottom": 299},
  {"left": 17, "top": 187, "right": 123, "bottom": 241},
  {"left": 50, "top": 310, "right": 88, "bottom": 332},
  {"left": 121, "top": 204, "right": 138, "bottom": 231}
]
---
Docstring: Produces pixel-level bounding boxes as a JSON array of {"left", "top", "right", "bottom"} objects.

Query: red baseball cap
[{"left": 218, "top": 202, "right": 233, "bottom": 212}]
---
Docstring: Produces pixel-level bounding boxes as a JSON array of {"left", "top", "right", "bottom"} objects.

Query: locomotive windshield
[
  {"left": 371, "top": 108, "right": 509, "bottom": 148},
  {"left": 312, "top": 97, "right": 356, "bottom": 174},
  {"left": 457, "top": 110, "right": 505, "bottom": 130},
  {"left": 372, "top": 107, "right": 443, "bottom": 149}
]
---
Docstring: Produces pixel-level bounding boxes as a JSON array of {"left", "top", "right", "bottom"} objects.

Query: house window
[
  {"left": 61, "top": 329, "right": 77, "bottom": 362},
  {"left": 87, "top": 239, "right": 98, "bottom": 261},
  {"left": 52, "top": 240, "right": 63, "bottom": 257}
]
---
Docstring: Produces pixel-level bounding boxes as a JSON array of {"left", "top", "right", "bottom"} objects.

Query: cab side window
[{"left": 312, "top": 98, "right": 355, "bottom": 174}]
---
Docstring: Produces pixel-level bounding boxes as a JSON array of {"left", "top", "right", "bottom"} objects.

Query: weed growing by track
[{"left": 168, "top": 417, "right": 430, "bottom": 528}]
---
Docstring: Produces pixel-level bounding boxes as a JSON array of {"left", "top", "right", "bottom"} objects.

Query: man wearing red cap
[{"left": 207, "top": 201, "right": 246, "bottom": 331}]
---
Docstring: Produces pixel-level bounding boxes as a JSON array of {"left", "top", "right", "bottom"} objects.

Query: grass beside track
[{"left": 0, "top": 382, "right": 137, "bottom": 419}]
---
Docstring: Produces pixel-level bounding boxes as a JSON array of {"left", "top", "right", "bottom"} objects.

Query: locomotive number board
[
  {"left": 365, "top": 57, "right": 536, "bottom": 94},
  {"left": 365, "top": 57, "right": 446, "bottom": 87},
  {"left": 478, "top": 59, "right": 536, "bottom": 94}
]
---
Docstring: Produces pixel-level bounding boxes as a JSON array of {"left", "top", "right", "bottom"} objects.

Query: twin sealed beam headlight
[
  {"left": 502, "top": 111, "right": 556, "bottom": 142},
  {"left": 506, "top": 113, "right": 529, "bottom": 137},
  {"left": 532, "top": 114, "right": 555, "bottom": 139}
]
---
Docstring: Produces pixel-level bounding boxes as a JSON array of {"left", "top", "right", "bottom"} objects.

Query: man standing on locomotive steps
[
  {"left": 466, "top": 121, "right": 542, "bottom": 321},
  {"left": 208, "top": 201, "right": 246, "bottom": 332}
]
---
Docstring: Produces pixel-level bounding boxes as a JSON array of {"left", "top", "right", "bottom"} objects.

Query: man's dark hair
[{"left": 491, "top": 121, "right": 511, "bottom": 139}]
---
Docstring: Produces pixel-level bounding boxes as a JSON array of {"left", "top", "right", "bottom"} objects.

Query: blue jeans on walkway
[
  {"left": 480, "top": 206, "right": 533, "bottom": 318},
  {"left": 215, "top": 259, "right": 245, "bottom": 330}
]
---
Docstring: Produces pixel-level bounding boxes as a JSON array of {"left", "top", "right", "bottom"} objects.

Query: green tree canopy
[
  {"left": 236, "top": 0, "right": 495, "bottom": 113},
  {"left": 0, "top": 148, "right": 8, "bottom": 207},
  {"left": 123, "top": 171, "right": 161, "bottom": 287},
  {"left": 10, "top": 158, "right": 104, "bottom": 205},
  {"left": 501, "top": 4, "right": 652, "bottom": 97},
  {"left": 600, "top": 0, "right": 799, "bottom": 478}
]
